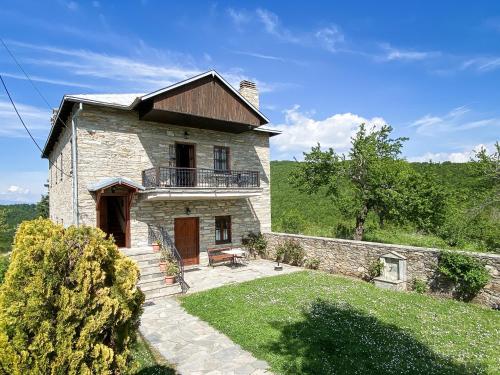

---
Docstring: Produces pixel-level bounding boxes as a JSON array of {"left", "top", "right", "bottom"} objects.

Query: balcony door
[{"left": 175, "top": 143, "right": 196, "bottom": 187}]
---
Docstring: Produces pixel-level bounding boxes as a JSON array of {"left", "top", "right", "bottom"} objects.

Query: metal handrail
[
  {"left": 148, "top": 224, "right": 189, "bottom": 294},
  {"left": 142, "top": 167, "right": 260, "bottom": 189}
]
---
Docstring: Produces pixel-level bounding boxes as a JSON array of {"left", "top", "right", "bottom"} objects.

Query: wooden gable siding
[{"left": 152, "top": 76, "right": 262, "bottom": 126}]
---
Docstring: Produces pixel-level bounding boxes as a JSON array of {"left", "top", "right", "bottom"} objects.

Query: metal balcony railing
[{"left": 142, "top": 167, "right": 260, "bottom": 189}]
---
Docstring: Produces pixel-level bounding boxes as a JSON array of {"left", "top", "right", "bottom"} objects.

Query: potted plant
[
  {"left": 152, "top": 241, "right": 161, "bottom": 252},
  {"left": 159, "top": 248, "right": 173, "bottom": 272},
  {"left": 164, "top": 262, "right": 179, "bottom": 285}
]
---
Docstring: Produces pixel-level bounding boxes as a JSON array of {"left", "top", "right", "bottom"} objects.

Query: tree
[
  {"left": 0, "top": 210, "right": 7, "bottom": 234},
  {"left": 36, "top": 194, "right": 49, "bottom": 218},
  {"left": 291, "top": 124, "right": 408, "bottom": 240},
  {"left": 0, "top": 219, "right": 144, "bottom": 374}
]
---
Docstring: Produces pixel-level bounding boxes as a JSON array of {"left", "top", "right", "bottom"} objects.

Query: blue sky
[{"left": 0, "top": 1, "right": 499, "bottom": 203}]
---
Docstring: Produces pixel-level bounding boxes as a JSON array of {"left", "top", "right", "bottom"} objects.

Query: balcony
[{"left": 140, "top": 167, "right": 262, "bottom": 201}]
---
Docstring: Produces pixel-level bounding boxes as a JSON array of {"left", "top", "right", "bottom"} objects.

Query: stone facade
[
  {"left": 48, "top": 110, "right": 74, "bottom": 226},
  {"left": 48, "top": 104, "right": 271, "bottom": 264},
  {"left": 264, "top": 232, "right": 500, "bottom": 308}
]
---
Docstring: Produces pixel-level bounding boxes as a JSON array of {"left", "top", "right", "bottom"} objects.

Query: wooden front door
[{"left": 174, "top": 217, "right": 199, "bottom": 266}]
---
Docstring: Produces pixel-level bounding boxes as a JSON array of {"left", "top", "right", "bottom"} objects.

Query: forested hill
[
  {"left": 0, "top": 204, "right": 37, "bottom": 253},
  {"left": 271, "top": 160, "right": 499, "bottom": 253}
]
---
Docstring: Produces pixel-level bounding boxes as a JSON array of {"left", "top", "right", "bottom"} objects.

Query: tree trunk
[{"left": 354, "top": 205, "right": 368, "bottom": 240}]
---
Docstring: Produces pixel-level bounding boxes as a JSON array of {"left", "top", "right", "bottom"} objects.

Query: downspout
[{"left": 71, "top": 103, "right": 83, "bottom": 226}]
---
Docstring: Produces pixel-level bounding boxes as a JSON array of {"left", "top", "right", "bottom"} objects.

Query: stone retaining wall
[{"left": 264, "top": 232, "right": 500, "bottom": 308}]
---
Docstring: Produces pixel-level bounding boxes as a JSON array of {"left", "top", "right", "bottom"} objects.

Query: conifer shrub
[
  {"left": 242, "top": 232, "right": 268, "bottom": 258},
  {"left": 438, "top": 251, "right": 491, "bottom": 301},
  {"left": 275, "top": 239, "right": 306, "bottom": 266},
  {"left": 0, "top": 219, "right": 144, "bottom": 374}
]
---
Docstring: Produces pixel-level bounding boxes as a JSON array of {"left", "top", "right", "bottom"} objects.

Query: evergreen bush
[
  {"left": 0, "top": 219, "right": 144, "bottom": 374},
  {"left": 438, "top": 251, "right": 491, "bottom": 301},
  {"left": 275, "top": 239, "right": 306, "bottom": 266},
  {"left": 242, "top": 232, "right": 267, "bottom": 257}
]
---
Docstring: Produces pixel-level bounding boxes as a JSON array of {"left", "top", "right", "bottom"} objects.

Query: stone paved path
[{"left": 139, "top": 260, "right": 301, "bottom": 374}]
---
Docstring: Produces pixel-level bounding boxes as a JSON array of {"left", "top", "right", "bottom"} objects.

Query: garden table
[{"left": 221, "top": 248, "right": 247, "bottom": 265}]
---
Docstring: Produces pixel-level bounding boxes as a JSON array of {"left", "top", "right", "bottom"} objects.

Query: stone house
[{"left": 42, "top": 71, "right": 279, "bottom": 266}]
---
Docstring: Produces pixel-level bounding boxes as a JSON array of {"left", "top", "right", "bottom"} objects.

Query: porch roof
[{"left": 87, "top": 177, "right": 145, "bottom": 192}]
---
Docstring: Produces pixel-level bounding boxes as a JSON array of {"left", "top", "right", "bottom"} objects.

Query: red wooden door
[{"left": 174, "top": 218, "right": 199, "bottom": 266}]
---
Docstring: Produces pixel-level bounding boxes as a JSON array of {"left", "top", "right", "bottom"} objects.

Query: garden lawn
[{"left": 181, "top": 271, "right": 500, "bottom": 375}]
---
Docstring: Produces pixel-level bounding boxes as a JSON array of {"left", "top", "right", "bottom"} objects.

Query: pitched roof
[
  {"left": 42, "top": 70, "right": 272, "bottom": 158},
  {"left": 64, "top": 93, "right": 145, "bottom": 108},
  {"left": 87, "top": 177, "right": 144, "bottom": 192}
]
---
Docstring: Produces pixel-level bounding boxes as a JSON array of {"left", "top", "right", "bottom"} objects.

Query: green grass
[
  {"left": 362, "top": 227, "right": 481, "bottom": 252},
  {"left": 130, "top": 334, "right": 176, "bottom": 375},
  {"left": 182, "top": 271, "right": 500, "bottom": 375}
]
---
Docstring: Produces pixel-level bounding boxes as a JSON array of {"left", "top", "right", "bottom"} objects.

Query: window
[
  {"left": 215, "top": 216, "right": 231, "bottom": 244},
  {"left": 214, "top": 146, "right": 230, "bottom": 172}
]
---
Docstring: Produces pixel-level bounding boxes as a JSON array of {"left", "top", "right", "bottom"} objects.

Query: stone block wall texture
[
  {"left": 73, "top": 105, "right": 270, "bottom": 253},
  {"left": 264, "top": 232, "right": 500, "bottom": 308},
  {"left": 48, "top": 109, "right": 74, "bottom": 227}
]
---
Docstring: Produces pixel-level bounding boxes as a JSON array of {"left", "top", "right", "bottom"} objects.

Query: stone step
[
  {"left": 139, "top": 264, "right": 163, "bottom": 274},
  {"left": 138, "top": 276, "right": 166, "bottom": 288},
  {"left": 140, "top": 281, "right": 178, "bottom": 293},
  {"left": 120, "top": 247, "right": 155, "bottom": 257},
  {"left": 144, "top": 286, "right": 182, "bottom": 300},
  {"left": 139, "top": 269, "right": 164, "bottom": 281},
  {"left": 135, "top": 257, "right": 161, "bottom": 267}
]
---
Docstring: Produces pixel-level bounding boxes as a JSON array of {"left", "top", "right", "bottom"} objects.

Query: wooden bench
[{"left": 207, "top": 247, "right": 234, "bottom": 267}]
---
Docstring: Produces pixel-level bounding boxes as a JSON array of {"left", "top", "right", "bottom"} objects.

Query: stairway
[{"left": 120, "top": 246, "right": 182, "bottom": 300}]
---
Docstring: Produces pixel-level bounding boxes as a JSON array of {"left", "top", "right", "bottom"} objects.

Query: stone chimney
[
  {"left": 239, "top": 80, "right": 259, "bottom": 109},
  {"left": 50, "top": 108, "right": 58, "bottom": 125}
]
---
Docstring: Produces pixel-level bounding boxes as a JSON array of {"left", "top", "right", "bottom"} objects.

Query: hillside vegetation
[
  {"left": 271, "top": 160, "right": 499, "bottom": 253},
  {"left": 0, "top": 204, "right": 37, "bottom": 253}
]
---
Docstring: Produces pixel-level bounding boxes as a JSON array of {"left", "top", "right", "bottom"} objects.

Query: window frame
[
  {"left": 215, "top": 215, "right": 232, "bottom": 244},
  {"left": 213, "top": 146, "right": 230, "bottom": 172}
]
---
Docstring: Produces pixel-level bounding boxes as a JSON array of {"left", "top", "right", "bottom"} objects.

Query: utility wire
[
  {"left": 1, "top": 38, "right": 52, "bottom": 109},
  {"left": 0, "top": 38, "right": 67, "bottom": 128},
  {"left": 0, "top": 74, "right": 70, "bottom": 177}
]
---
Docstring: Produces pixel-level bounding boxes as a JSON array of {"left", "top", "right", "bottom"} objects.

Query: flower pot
[
  {"left": 159, "top": 262, "right": 167, "bottom": 272},
  {"left": 152, "top": 243, "right": 160, "bottom": 252},
  {"left": 164, "top": 275, "right": 176, "bottom": 285}
]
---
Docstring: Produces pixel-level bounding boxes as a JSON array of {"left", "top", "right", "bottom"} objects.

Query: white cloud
[
  {"left": 379, "top": 43, "right": 440, "bottom": 62},
  {"left": 60, "top": 1, "right": 78, "bottom": 11},
  {"left": 8, "top": 40, "right": 285, "bottom": 94},
  {"left": 270, "top": 105, "right": 386, "bottom": 160},
  {"left": 408, "top": 144, "right": 493, "bottom": 163},
  {"left": 0, "top": 98, "right": 50, "bottom": 139},
  {"left": 227, "top": 8, "right": 250, "bottom": 28},
  {"left": 410, "top": 106, "right": 500, "bottom": 135},
  {"left": 0, "top": 71, "right": 95, "bottom": 89},
  {"left": 7, "top": 185, "right": 30, "bottom": 194},
  {"left": 256, "top": 8, "right": 302, "bottom": 44},
  {"left": 461, "top": 57, "right": 500, "bottom": 72},
  {"left": 0, "top": 171, "right": 46, "bottom": 204},
  {"left": 315, "top": 26, "right": 344, "bottom": 52}
]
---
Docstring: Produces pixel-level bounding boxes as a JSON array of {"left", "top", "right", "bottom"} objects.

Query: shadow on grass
[
  {"left": 267, "top": 300, "right": 485, "bottom": 375},
  {"left": 136, "top": 365, "right": 176, "bottom": 375}
]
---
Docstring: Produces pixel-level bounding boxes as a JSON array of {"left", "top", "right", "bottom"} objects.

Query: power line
[
  {"left": 0, "top": 74, "right": 70, "bottom": 177},
  {"left": 0, "top": 38, "right": 52, "bottom": 110},
  {"left": 0, "top": 38, "right": 67, "bottom": 129}
]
